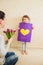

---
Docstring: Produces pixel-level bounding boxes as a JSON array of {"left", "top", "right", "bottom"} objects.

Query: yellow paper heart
[{"left": 20, "top": 29, "right": 30, "bottom": 36}]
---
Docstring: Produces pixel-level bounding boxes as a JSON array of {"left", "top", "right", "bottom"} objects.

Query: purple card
[{"left": 18, "top": 22, "right": 32, "bottom": 42}]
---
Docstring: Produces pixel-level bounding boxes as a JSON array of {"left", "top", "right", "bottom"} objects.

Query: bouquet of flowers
[{"left": 3, "top": 29, "right": 16, "bottom": 39}]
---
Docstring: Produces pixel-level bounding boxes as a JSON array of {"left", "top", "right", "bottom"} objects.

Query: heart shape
[{"left": 20, "top": 29, "right": 30, "bottom": 36}]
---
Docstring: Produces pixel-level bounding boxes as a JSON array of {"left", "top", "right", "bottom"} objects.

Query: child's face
[
  {"left": 22, "top": 17, "right": 30, "bottom": 23},
  {"left": 0, "top": 18, "right": 6, "bottom": 28}
]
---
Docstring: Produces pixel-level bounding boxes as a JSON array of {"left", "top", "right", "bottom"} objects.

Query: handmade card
[{"left": 18, "top": 22, "right": 32, "bottom": 42}]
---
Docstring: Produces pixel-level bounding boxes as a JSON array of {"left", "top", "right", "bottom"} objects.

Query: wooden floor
[{"left": 9, "top": 48, "right": 43, "bottom": 65}]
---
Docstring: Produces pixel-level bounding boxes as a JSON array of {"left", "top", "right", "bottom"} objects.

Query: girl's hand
[
  {"left": 18, "top": 27, "right": 20, "bottom": 30},
  {"left": 32, "top": 26, "right": 34, "bottom": 29}
]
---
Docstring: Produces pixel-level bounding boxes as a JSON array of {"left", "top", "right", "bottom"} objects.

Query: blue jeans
[{"left": 3, "top": 52, "right": 18, "bottom": 65}]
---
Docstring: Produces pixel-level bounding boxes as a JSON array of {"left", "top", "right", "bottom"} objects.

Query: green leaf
[
  {"left": 6, "top": 32, "right": 10, "bottom": 39},
  {"left": 10, "top": 31, "right": 14, "bottom": 37}
]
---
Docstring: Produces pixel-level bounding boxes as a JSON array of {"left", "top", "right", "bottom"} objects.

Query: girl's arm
[{"left": 32, "top": 25, "right": 34, "bottom": 30}]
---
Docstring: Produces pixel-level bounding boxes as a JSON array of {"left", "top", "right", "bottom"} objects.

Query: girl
[{"left": 18, "top": 15, "right": 34, "bottom": 55}]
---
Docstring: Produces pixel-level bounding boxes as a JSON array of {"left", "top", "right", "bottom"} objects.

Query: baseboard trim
[{"left": 10, "top": 45, "right": 43, "bottom": 49}]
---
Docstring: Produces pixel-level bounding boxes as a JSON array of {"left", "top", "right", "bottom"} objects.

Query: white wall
[{"left": 0, "top": 0, "right": 43, "bottom": 48}]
